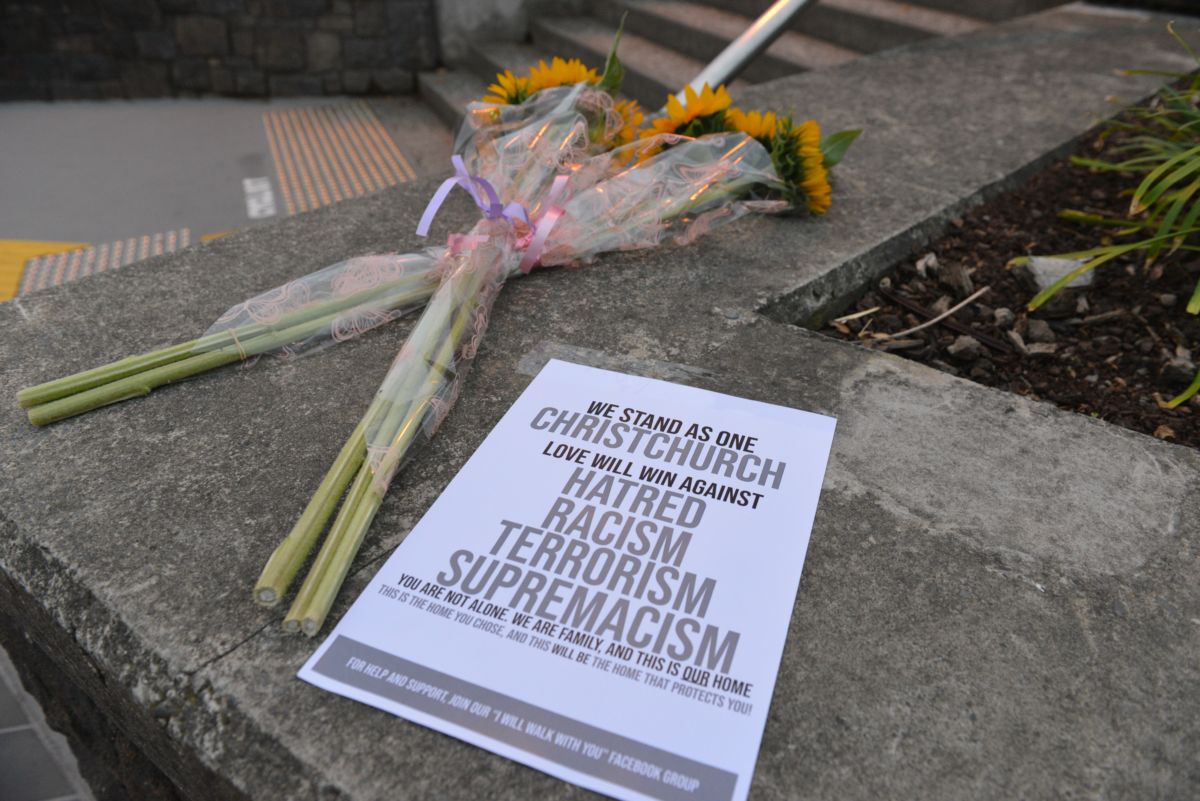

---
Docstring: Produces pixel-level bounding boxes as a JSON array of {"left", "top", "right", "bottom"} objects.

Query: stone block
[
  {"left": 317, "top": 15, "right": 355, "bottom": 32},
  {"left": 63, "top": 52, "right": 116, "bottom": 81},
  {"left": 195, "top": 0, "right": 246, "bottom": 13},
  {"left": 343, "top": 36, "right": 388, "bottom": 68},
  {"left": 9, "top": 53, "right": 58, "bottom": 82},
  {"left": 49, "top": 79, "right": 104, "bottom": 98},
  {"left": 264, "top": 0, "right": 328, "bottom": 17},
  {"left": 0, "top": 80, "right": 51, "bottom": 100},
  {"left": 62, "top": 13, "right": 105, "bottom": 35},
  {"left": 121, "top": 61, "right": 170, "bottom": 97},
  {"left": 342, "top": 68, "right": 371, "bottom": 93},
  {"left": 211, "top": 65, "right": 236, "bottom": 94},
  {"left": 385, "top": 1, "right": 437, "bottom": 68},
  {"left": 52, "top": 33, "right": 95, "bottom": 54},
  {"left": 322, "top": 72, "right": 341, "bottom": 93},
  {"left": 134, "top": 30, "right": 176, "bottom": 60},
  {"left": 172, "top": 56, "right": 211, "bottom": 90},
  {"left": 102, "top": 0, "right": 161, "bottom": 27},
  {"left": 0, "top": 55, "right": 19, "bottom": 81},
  {"left": 306, "top": 30, "right": 340, "bottom": 72},
  {"left": 234, "top": 68, "right": 266, "bottom": 95},
  {"left": 232, "top": 29, "right": 254, "bottom": 57},
  {"left": 2, "top": 15, "right": 49, "bottom": 55},
  {"left": 369, "top": 67, "right": 413, "bottom": 93},
  {"left": 176, "top": 15, "right": 229, "bottom": 56},
  {"left": 354, "top": 0, "right": 386, "bottom": 35},
  {"left": 268, "top": 73, "right": 323, "bottom": 95},
  {"left": 106, "top": 28, "right": 137, "bottom": 57},
  {"left": 256, "top": 29, "right": 304, "bottom": 71}
]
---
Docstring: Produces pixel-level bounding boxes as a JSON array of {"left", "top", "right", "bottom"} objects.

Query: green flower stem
[
  {"left": 17, "top": 271, "right": 438, "bottom": 409},
  {"left": 282, "top": 463, "right": 381, "bottom": 635},
  {"left": 25, "top": 280, "right": 436, "bottom": 427},
  {"left": 18, "top": 338, "right": 221, "bottom": 408},
  {"left": 27, "top": 348, "right": 245, "bottom": 427},
  {"left": 282, "top": 340, "right": 432, "bottom": 633},
  {"left": 282, "top": 247, "right": 503, "bottom": 636},
  {"left": 253, "top": 415, "right": 371, "bottom": 607}
]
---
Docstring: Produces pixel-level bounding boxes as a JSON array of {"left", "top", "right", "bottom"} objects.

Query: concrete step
[
  {"left": 463, "top": 40, "right": 556, "bottom": 86},
  {"left": 531, "top": 15, "right": 751, "bottom": 108},
  {"left": 417, "top": 68, "right": 486, "bottom": 132},
  {"left": 593, "top": 0, "right": 859, "bottom": 83},
  {"left": 695, "top": 0, "right": 982, "bottom": 53},
  {"left": 903, "top": 0, "right": 1065, "bottom": 23}
]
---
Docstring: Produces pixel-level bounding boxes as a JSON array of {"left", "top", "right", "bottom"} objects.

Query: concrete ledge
[{"left": 2, "top": 6, "right": 1199, "bottom": 800}]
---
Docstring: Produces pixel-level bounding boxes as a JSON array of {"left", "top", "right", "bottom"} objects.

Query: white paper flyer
[{"left": 300, "top": 359, "right": 837, "bottom": 801}]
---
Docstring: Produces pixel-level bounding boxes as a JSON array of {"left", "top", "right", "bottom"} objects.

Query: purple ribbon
[{"left": 416, "top": 155, "right": 569, "bottom": 274}]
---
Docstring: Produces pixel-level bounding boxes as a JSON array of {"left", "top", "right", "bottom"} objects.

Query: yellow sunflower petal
[
  {"left": 712, "top": 85, "right": 732, "bottom": 113},
  {"left": 666, "top": 93, "right": 685, "bottom": 123}
]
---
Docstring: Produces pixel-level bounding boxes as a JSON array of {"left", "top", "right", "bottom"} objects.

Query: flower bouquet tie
[{"left": 17, "top": 38, "right": 858, "bottom": 636}]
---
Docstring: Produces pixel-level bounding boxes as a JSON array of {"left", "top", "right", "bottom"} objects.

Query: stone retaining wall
[{"left": 2, "top": 0, "right": 438, "bottom": 101}]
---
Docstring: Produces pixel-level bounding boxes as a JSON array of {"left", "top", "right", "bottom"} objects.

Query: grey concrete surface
[
  {"left": 0, "top": 6, "right": 1198, "bottom": 801},
  {"left": 418, "top": 69, "right": 489, "bottom": 130},
  {"left": 368, "top": 97, "right": 455, "bottom": 179},
  {"left": 0, "top": 96, "right": 450, "bottom": 244}
]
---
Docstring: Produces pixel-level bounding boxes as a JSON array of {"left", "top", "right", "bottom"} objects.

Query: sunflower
[
  {"left": 726, "top": 107, "right": 778, "bottom": 145},
  {"left": 642, "top": 83, "right": 733, "bottom": 139},
  {"left": 482, "top": 69, "right": 530, "bottom": 105},
  {"left": 612, "top": 99, "right": 644, "bottom": 145},
  {"left": 527, "top": 57, "right": 600, "bottom": 95},
  {"left": 794, "top": 119, "right": 831, "bottom": 214},
  {"left": 766, "top": 117, "right": 832, "bottom": 215}
]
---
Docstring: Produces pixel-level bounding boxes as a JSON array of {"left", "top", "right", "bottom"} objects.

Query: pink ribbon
[{"left": 417, "top": 155, "right": 569, "bottom": 274}]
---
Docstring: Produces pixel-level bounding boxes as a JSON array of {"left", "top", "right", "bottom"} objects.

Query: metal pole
[{"left": 675, "top": 0, "right": 813, "bottom": 108}]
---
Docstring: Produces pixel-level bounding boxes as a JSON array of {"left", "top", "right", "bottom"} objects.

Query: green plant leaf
[
  {"left": 1120, "top": 68, "right": 1188, "bottom": 78},
  {"left": 597, "top": 13, "right": 626, "bottom": 95},
  {"left": 821, "top": 129, "right": 861, "bottom": 169},
  {"left": 1148, "top": 177, "right": 1200, "bottom": 260},
  {"left": 1174, "top": 186, "right": 1200, "bottom": 235},
  {"left": 1058, "top": 209, "right": 1141, "bottom": 228},
  {"left": 1130, "top": 143, "right": 1200, "bottom": 213},
  {"left": 1167, "top": 20, "right": 1200, "bottom": 66},
  {"left": 1188, "top": 275, "right": 1200, "bottom": 315},
  {"left": 1071, "top": 155, "right": 1161, "bottom": 172},
  {"left": 1027, "top": 227, "right": 1200, "bottom": 311}
]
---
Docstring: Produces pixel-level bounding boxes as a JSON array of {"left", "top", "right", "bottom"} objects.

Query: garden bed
[{"left": 817, "top": 131, "right": 1200, "bottom": 447}]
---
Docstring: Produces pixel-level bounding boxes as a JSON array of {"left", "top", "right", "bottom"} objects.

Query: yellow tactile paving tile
[
  {"left": 263, "top": 100, "right": 417, "bottom": 217},
  {"left": 14, "top": 229, "right": 190, "bottom": 298},
  {"left": 0, "top": 240, "right": 88, "bottom": 301}
]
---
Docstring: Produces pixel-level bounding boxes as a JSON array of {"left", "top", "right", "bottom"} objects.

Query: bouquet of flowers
[{"left": 17, "top": 35, "right": 858, "bottom": 635}]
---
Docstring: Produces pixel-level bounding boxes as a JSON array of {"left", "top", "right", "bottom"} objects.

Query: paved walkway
[
  {"left": 0, "top": 646, "right": 93, "bottom": 801},
  {"left": 0, "top": 96, "right": 450, "bottom": 301}
]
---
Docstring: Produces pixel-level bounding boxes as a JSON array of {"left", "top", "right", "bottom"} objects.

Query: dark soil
[{"left": 819, "top": 132, "right": 1200, "bottom": 447}]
